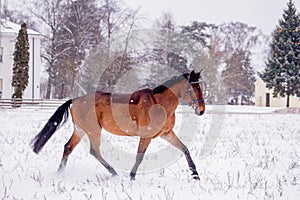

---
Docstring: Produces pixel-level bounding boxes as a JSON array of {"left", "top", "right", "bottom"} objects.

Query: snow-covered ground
[{"left": 1, "top": 105, "right": 300, "bottom": 199}]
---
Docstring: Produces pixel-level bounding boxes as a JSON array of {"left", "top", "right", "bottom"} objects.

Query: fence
[{"left": 0, "top": 98, "right": 66, "bottom": 109}]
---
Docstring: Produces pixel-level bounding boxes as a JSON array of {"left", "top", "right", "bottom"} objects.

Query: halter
[{"left": 183, "top": 78, "right": 205, "bottom": 110}]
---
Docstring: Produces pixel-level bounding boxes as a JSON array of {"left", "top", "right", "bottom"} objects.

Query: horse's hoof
[
  {"left": 130, "top": 174, "right": 136, "bottom": 181},
  {"left": 110, "top": 169, "right": 117, "bottom": 176},
  {"left": 112, "top": 172, "right": 118, "bottom": 177},
  {"left": 192, "top": 175, "right": 200, "bottom": 180},
  {"left": 57, "top": 166, "right": 65, "bottom": 173},
  {"left": 130, "top": 175, "right": 136, "bottom": 181}
]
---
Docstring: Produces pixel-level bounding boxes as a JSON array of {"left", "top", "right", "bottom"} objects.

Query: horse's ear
[
  {"left": 190, "top": 70, "right": 195, "bottom": 77},
  {"left": 190, "top": 70, "right": 202, "bottom": 79},
  {"left": 197, "top": 69, "right": 203, "bottom": 78}
]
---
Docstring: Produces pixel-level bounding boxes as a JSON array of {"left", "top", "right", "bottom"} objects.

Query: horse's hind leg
[
  {"left": 88, "top": 133, "right": 117, "bottom": 176},
  {"left": 161, "top": 131, "right": 200, "bottom": 180},
  {"left": 58, "top": 130, "right": 81, "bottom": 171},
  {"left": 130, "top": 137, "right": 152, "bottom": 180}
]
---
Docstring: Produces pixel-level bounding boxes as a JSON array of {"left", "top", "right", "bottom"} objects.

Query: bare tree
[
  {"left": 155, "top": 12, "right": 176, "bottom": 31},
  {"left": 93, "top": 0, "right": 141, "bottom": 90},
  {"left": 0, "top": 5, "right": 37, "bottom": 29},
  {"left": 99, "top": 0, "right": 139, "bottom": 51},
  {"left": 28, "top": 0, "right": 67, "bottom": 99},
  {"left": 27, "top": 0, "right": 142, "bottom": 98},
  {"left": 208, "top": 22, "right": 262, "bottom": 104},
  {"left": 54, "top": 0, "right": 102, "bottom": 98},
  {"left": 217, "top": 22, "right": 258, "bottom": 56}
]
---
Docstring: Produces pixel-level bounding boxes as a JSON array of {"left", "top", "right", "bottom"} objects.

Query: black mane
[{"left": 153, "top": 73, "right": 189, "bottom": 94}]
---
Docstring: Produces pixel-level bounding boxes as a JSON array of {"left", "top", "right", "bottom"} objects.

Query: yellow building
[{"left": 255, "top": 79, "right": 300, "bottom": 108}]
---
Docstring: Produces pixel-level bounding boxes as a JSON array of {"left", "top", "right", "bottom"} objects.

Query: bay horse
[{"left": 31, "top": 70, "right": 205, "bottom": 180}]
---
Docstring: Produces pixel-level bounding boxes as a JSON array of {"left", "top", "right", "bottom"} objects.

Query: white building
[
  {"left": 255, "top": 79, "right": 300, "bottom": 108},
  {"left": 0, "top": 20, "right": 42, "bottom": 99}
]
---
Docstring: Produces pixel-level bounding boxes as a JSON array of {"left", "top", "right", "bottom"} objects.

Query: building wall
[
  {"left": 0, "top": 33, "right": 41, "bottom": 99},
  {"left": 0, "top": 34, "right": 14, "bottom": 98},
  {"left": 23, "top": 37, "right": 41, "bottom": 99},
  {"left": 255, "top": 79, "right": 300, "bottom": 108}
]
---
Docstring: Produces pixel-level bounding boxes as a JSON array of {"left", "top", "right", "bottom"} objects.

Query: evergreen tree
[
  {"left": 260, "top": 0, "right": 300, "bottom": 107},
  {"left": 11, "top": 23, "right": 30, "bottom": 101}
]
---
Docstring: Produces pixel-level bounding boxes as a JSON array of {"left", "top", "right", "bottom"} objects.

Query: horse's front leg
[
  {"left": 161, "top": 131, "right": 200, "bottom": 180},
  {"left": 130, "top": 137, "right": 152, "bottom": 180}
]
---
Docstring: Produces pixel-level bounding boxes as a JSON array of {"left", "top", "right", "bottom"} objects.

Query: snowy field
[{"left": 1, "top": 105, "right": 300, "bottom": 199}]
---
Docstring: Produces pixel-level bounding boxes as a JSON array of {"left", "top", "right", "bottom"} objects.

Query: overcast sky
[{"left": 124, "top": 0, "right": 300, "bottom": 35}]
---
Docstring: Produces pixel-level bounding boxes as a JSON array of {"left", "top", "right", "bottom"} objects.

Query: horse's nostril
[{"left": 195, "top": 109, "right": 205, "bottom": 115}]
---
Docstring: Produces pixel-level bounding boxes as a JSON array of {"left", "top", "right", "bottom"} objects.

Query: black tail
[{"left": 31, "top": 99, "right": 73, "bottom": 154}]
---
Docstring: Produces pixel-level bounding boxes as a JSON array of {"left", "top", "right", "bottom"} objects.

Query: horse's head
[{"left": 182, "top": 70, "right": 205, "bottom": 116}]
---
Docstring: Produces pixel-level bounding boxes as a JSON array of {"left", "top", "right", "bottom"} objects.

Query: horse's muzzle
[{"left": 195, "top": 109, "right": 205, "bottom": 116}]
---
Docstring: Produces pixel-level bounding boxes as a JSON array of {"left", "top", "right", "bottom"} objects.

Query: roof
[{"left": 0, "top": 20, "right": 41, "bottom": 36}]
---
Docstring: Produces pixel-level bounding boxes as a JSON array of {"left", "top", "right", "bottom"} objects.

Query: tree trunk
[
  {"left": 59, "top": 82, "right": 65, "bottom": 99},
  {"left": 46, "top": 76, "right": 52, "bottom": 99},
  {"left": 286, "top": 94, "right": 290, "bottom": 108}
]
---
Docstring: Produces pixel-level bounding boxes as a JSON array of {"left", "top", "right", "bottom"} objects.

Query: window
[
  {"left": 266, "top": 93, "right": 270, "bottom": 107},
  {"left": 0, "top": 47, "right": 3, "bottom": 62}
]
